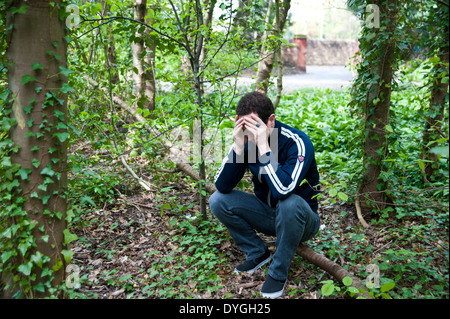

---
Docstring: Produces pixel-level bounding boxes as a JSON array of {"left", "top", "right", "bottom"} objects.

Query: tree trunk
[
  {"left": 192, "top": 0, "right": 207, "bottom": 219},
  {"left": 103, "top": 1, "right": 119, "bottom": 84},
  {"left": 132, "top": 0, "right": 156, "bottom": 112},
  {"left": 273, "top": 0, "right": 284, "bottom": 110},
  {"left": 199, "top": 0, "right": 215, "bottom": 69},
  {"left": 421, "top": 36, "right": 449, "bottom": 181},
  {"left": 357, "top": 0, "right": 398, "bottom": 213},
  {"left": 254, "top": 0, "right": 291, "bottom": 94},
  {"left": 233, "top": 0, "right": 254, "bottom": 45},
  {"left": 4, "top": 0, "right": 67, "bottom": 298}
]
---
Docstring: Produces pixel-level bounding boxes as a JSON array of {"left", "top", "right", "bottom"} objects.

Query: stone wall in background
[
  {"left": 282, "top": 38, "right": 358, "bottom": 70},
  {"left": 307, "top": 39, "right": 358, "bottom": 65}
]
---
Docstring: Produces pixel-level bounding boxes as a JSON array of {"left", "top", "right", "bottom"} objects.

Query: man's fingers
[
  {"left": 235, "top": 117, "right": 246, "bottom": 125},
  {"left": 243, "top": 120, "right": 260, "bottom": 130}
]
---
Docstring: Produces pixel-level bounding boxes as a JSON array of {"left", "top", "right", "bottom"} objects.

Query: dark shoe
[
  {"left": 260, "top": 275, "right": 286, "bottom": 299},
  {"left": 234, "top": 249, "right": 271, "bottom": 275}
]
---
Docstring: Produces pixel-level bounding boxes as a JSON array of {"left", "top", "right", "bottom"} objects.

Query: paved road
[{"left": 237, "top": 65, "right": 355, "bottom": 93}]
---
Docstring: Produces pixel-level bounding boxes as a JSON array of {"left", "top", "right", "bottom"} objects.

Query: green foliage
[
  {"left": 274, "top": 83, "right": 447, "bottom": 299},
  {"left": 320, "top": 276, "right": 395, "bottom": 299},
  {"left": 143, "top": 216, "right": 229, "bottom": 298},
  {"left": 276, "top": 88, "right": 362, "bottom": 181},
  {"left": 2, "top": 0, "right": 448, "bottom": 299}
]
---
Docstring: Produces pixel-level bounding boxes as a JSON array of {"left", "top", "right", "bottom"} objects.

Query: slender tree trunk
[
  {"left": 273, "top": 0, "right": 283, "bottom": 109},
  {"left": 4, "top": 0, "right": 67, "bottom": 298},
  {"left": 199, "top": 0, "right": 215, "bottom": 69},
  {"left": 192, "top": 0, "right": 207, "bottom": 219},
  {"left": 254, "top": 0, "right": 290, "bottom": 94},
  {"left": 103, "top": 1, "right": 119, "bottom": 84},
  {"left": 144, "top": 32, "right": 156, "bottom": 112},
  {"left": 233, "top": 0, "right": 253, "bottom": 44},
  {"left": 421, "top": 36, "right": 449, "bottom": 181},
  {"left": 132, "top": 0, "right": 156, "bottom": 112},
  {"left": 358, "top": 0, "right": 398, "bottom": 212},
  {"left": 254, "top": 0, "right": 273, "bottom": 94}
]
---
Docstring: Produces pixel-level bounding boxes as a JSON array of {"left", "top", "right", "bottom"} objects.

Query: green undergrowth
[{"left": 65, "top": 80, "right": 448, "bottom": 299}]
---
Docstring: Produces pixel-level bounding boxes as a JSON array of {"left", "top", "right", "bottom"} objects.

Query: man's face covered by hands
[{"left": 233, "top": 112, "right": 275, "bottom": 156}]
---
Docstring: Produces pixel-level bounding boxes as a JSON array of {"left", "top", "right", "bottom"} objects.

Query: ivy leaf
[
  {"left": 54, "top": 132, "right": 69, "bottom": 142},
  {"left": 18, "top": 168, "right": 32, "bottom": 180},
  {"left": 58, "top": 66, "right": 74, "bottom": 77},
  {"left": 31, "top": 62, "right": 44, "bottom": 70},
  {"left": 1, "top": 250, "right": 16, "bottom": 263},
  {"left": 22, "top": 74, "right": 37, "bottom": 85},
  {"left": 32, "top": 158, "right": 40, "bottom": 168},
  {"left": 63, "top": 229, "right": 78, "bottom": 244},
  {"left": 40, "top": 195, "right": 51, "bottom": 205},
  {"left": 31, "top": 251, "right": 44, "bottom": 268},
  {"left": 60, "top": 83, "right": 75, "bottom": 93},
  {"left": 18, "top": 262, "right": 33, "bottom": 276},
  {"left": 61, "top": 249, "right": 74, "bottom": 264},
  {"left": 11, "top": 5, "right": 28, "bottom": 14},
  {"left": 54, "top": 110, "right": 65, "bottom": 121},
  {"left": 33, "top": 282, "right": 46, "bottom": 293},
  {"left": 37, "top": 183, "right": 48, "bottom": 191},
  {"left": 18, "top": 241, "right": 32, "bottom": 256},
  {"left": 1, "top": 156, "right": 12, "bottom": 167},
  {"left": 56, "top": 122, "right": 68, "bottom": 130},
  {"left": 52, "top": 257, "right": 63, "bottom": 272},
  {"left": 41, "top": 165, "right": 55, "bottom": 177}
]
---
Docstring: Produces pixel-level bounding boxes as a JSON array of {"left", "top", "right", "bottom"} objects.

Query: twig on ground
[
  {"left": 119, "top": 155, "right": 156, "bottom": 191},
  {"left": 355, "top": 196, "right": 370, "bottom": 228}
]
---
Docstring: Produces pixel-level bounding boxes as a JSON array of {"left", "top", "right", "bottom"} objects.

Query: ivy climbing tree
[
  {"left": 420, "top": 3, "right": 449, "bottom": 182},
  {"left": 348, "top": 0, "right": 403, "bottom": 214},
  {"left": 1, "top": 0, "right": 70, "bottom": 297}
]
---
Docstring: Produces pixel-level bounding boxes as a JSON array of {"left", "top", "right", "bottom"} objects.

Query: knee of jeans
[
  {"left": 209, "top": 191, "right": 226, "bottom": 217},
  {"left": 277, "top": 195, "right": 309, "bottom": 221}
]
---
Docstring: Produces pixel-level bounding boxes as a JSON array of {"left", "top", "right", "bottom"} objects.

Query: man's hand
[
  {"left": 233, "top": 113, "right": 271, "bottom": 156},
  {"left": 242, "top": 114, "right": 271, "bottom": 156},
  {"left": 233, "top": 115, "right": 247, "bottom": 155}
]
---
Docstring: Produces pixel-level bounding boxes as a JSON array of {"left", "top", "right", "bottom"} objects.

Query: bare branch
[{"left": 77, "top": 16, "right": 188, "bottom": 52}]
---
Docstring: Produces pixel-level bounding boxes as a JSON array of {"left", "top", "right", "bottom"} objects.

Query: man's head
[{"left": 236, "top": 91, "right": 275, "bottom": 125}]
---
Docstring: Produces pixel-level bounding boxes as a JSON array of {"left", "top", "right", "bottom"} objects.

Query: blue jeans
[{"left": 209, "top": 190, "right": 320, "bottom": 281}]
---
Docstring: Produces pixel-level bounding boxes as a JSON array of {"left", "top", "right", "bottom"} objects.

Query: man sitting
[{"left": 210, "top": 91, "right": 321, "bottom": 298}]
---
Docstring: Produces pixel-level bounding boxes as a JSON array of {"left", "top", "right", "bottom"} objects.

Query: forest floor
[
  {"left": 67, "top": 70, "right": 447, "bottom": 299},
  {"left": 69, "top": 171, "right": 350, "bottom": 299},
  {"left": 68, "top": 159, "right": 441, "bottom": 300}
]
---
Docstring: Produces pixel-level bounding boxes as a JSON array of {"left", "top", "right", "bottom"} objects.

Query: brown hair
[{"left": 236, "top": 91, "right": 274, "bottom": 124}]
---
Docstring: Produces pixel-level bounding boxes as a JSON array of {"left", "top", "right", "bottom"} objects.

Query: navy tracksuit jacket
[{"left": 214, "top": 120, "right": 320, "bottom": 213}]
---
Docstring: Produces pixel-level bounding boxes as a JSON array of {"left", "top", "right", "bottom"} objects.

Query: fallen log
[
  {"left": 296, "top": 243, "right": 372, "bottom": 299},
  {"left": 176, "top": 162, "right": 216, "bottom": 194},
  {"left": 90, "top": 79, "right": 373, "bottom": 299}
]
